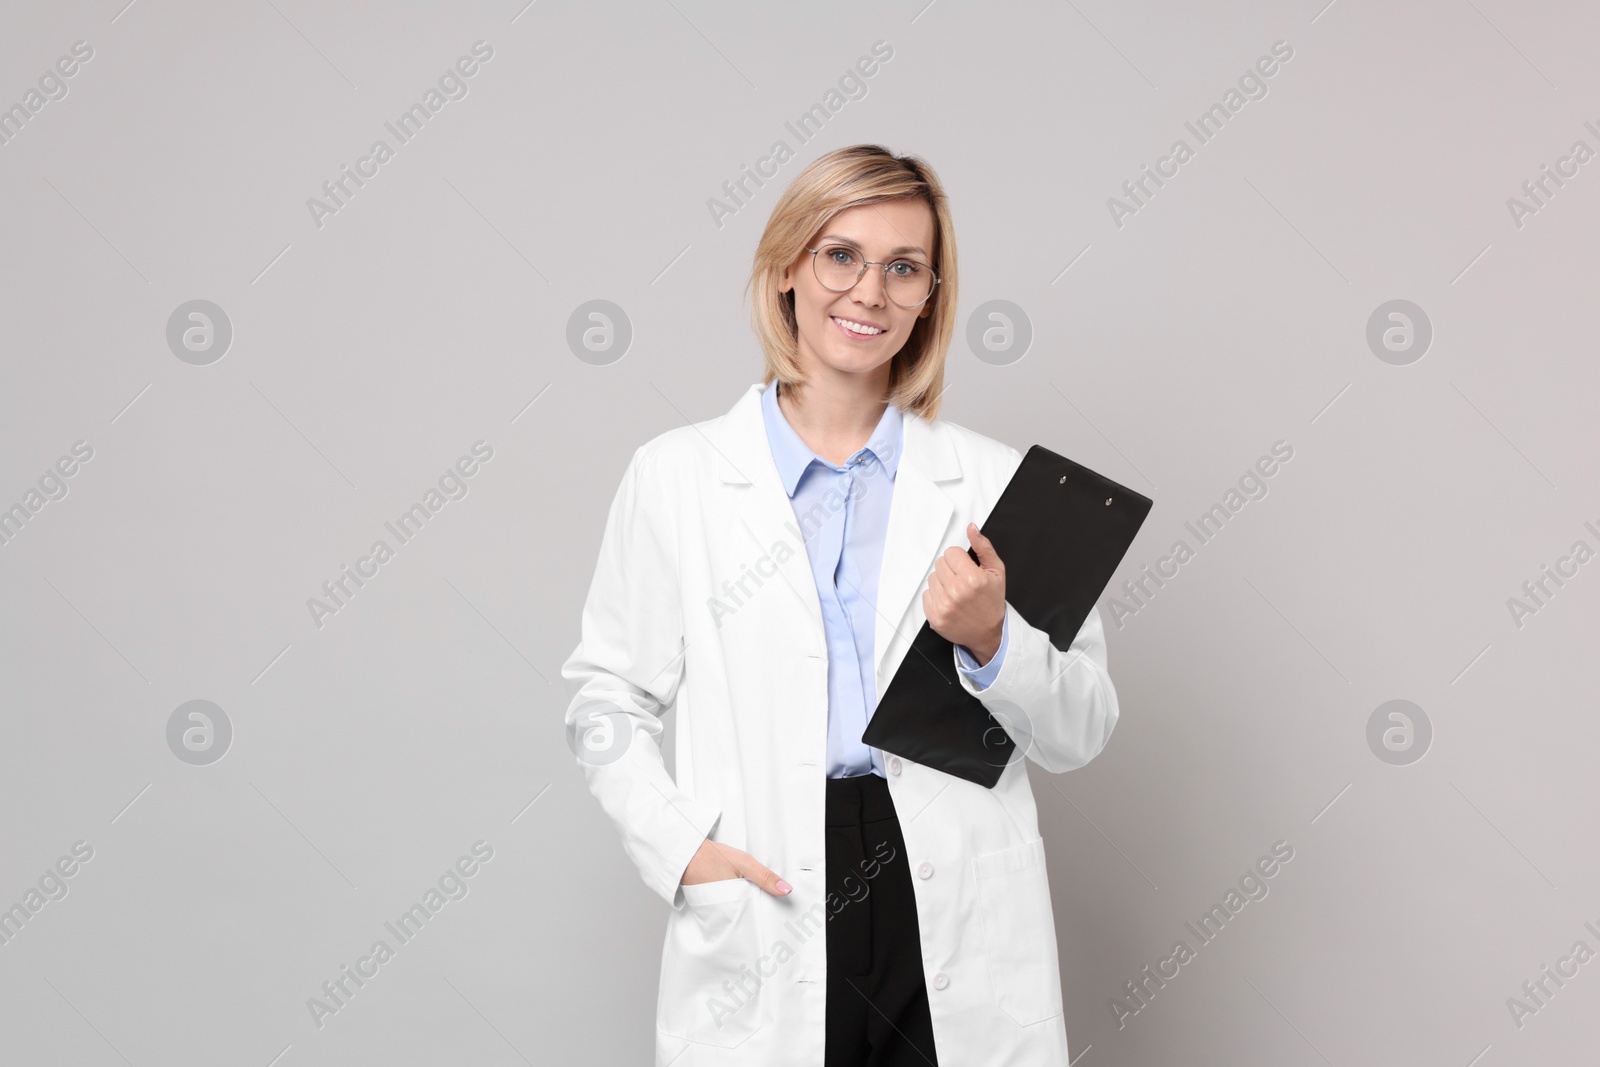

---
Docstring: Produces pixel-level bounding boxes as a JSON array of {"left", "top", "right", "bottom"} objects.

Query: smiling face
[{"left": 779, "top": 198, "right": 937, "bottom": 390}]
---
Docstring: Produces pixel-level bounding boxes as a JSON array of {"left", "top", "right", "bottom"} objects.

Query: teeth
[{"left": 833, "top": 316, "right": 883, "bottom": 336}]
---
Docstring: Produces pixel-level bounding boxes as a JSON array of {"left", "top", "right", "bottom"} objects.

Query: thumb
[{"left": 968, "top": 522, "right": 1001, "bottom": 569}]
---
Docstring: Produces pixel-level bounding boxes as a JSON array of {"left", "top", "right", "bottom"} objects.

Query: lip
[{"left": 830, "top": 314, "right": 887, "bottom": 341}]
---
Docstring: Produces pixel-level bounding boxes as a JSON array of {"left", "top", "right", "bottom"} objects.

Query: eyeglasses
[{"left": 806, "top": 244, "right": 940, "bottom": 309}]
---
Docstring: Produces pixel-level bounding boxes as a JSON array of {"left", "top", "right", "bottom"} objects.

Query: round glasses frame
[{"left": 805, "top": 245, "right": 941, "bottom": 309}]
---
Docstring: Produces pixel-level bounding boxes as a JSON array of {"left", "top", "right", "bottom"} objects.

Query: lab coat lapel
[
  {"left": 872, "top": 402, "right": 961, "bottom": 689},
  {"left": 716, "top": 383, "right": 827, "bottom": 651},
  {"left": 712, "top": 380, "right": 963, "bottom": 679}
]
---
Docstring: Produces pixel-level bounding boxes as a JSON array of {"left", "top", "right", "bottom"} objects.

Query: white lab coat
[{"left": 561, "top": 380, "right": 1120, "bottom": 1066}]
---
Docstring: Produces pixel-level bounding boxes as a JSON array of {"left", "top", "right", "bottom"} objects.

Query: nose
[{"left": 852, "top": 265, "right": 888, "bottom": 308}]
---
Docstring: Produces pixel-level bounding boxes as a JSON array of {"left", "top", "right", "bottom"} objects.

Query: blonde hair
[{"left": 744, "top": 144, "right": 958, "bottom": 421}]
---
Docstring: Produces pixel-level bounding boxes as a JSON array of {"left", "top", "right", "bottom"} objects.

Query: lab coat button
[
  {"left": 917, "top": 861, "right": 933, "bottom": 879},
  {"left": 887, "top": 757, "right": 902, "bottom": 776},
  {"left": 932, "top": 971, "right": 949, "bottom": 990}
]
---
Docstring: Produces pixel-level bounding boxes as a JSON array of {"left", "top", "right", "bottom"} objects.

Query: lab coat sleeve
[
  {"left": 561, "top": 446, "right": 722, "bottom": 911},
  {"left": 953, "top": 608, "right": 1011, "bottom": 691},
  {"left": 953, "top": 446, "right": 1121, "bottom": 773}
]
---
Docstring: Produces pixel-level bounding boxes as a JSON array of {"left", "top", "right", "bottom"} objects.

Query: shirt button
[
  {"left": 887, "top": 757, "right": 902, "bottom": 776},
  {"left": 932, "top": 972, "right": 949, "bottom": 990},
  {"left": 917, "top": 861, "right": 933, "bottom": 879}
]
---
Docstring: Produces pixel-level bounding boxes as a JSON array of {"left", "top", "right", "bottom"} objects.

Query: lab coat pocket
[
  {"left": 659, "top": 878, "right": 763, "bottom": 1047},
  {"left": 973, "top": 837, "right": 1065, "bottom": 1026}
]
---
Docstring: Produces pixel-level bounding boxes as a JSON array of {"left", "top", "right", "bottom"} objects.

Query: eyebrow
[{"left": 818, "top": 235, "right": 930, "bottom": 259}]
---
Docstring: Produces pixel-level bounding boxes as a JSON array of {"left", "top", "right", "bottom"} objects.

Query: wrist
[{"left": 969, "top": 626, "right": 1002, "bottom": 666}]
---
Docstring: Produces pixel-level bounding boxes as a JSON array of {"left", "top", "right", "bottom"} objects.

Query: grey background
[{"left": 2, "top": 0, "right": 1596, "bottom": 1064}]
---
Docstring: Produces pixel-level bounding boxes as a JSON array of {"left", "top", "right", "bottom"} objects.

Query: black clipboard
[{"left": 860, "top": 445, "right": 1153, "bottom": 788}]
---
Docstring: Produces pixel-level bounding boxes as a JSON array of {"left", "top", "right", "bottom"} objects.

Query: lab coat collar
[{"left": 715, "top": 380, "right": 961, "bottom": 687}]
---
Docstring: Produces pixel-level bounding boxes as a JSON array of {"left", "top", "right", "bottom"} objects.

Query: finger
[
  {"left": 932, "top": 558, "right": 980, "bottom": 599},
  {"left": 737, "top": 857, "right": 793, "bottom": 896},
  {"left": 939, "top": 545, "right": 976, "bottom": 576}
]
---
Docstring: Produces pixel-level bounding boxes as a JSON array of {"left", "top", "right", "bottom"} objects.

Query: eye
[
  {"left": 889, "top": 260, "right": 923, "bottom": 277},
  {"left": 827, "top": 246, "right": 857, "bottom": 265}
]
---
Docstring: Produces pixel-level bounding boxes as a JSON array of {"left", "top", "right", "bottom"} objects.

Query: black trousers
[{"left": 824, "top": 772, "right": 940, "bottom": 1067}]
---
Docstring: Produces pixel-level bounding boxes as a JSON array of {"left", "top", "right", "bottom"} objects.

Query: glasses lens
[
  {"left": 814, "top": 246, "right": 861, "bottom": 291},
  {"left": 885, "top": 259, "right": 934, "bottom": 307}
]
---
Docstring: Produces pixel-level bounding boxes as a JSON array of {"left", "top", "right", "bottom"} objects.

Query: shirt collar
[{"left": 760, "top": 379, "right": 903, "bottom": 498}]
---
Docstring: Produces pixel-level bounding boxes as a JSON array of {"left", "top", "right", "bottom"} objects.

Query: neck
[{"left": 776, "top": 364, "right": 892, "bottom": 466}]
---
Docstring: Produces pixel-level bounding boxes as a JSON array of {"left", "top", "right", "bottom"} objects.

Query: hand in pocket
[{"left": 680, "top": 838, "right": 793, "bottom": 896}]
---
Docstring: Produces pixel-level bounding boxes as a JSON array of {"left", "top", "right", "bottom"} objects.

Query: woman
[{"left": 562, "top": 144, "right": 1120, "bottom": 1067}]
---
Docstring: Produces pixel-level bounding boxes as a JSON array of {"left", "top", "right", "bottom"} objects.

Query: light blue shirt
[{"left": 759, "top": 380, "right": 1010, "bottom": 778}]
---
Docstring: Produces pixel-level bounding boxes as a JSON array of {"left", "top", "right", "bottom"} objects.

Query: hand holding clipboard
[{"left": 860, "top": 445, "right": 1153, "bottom": 788}]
